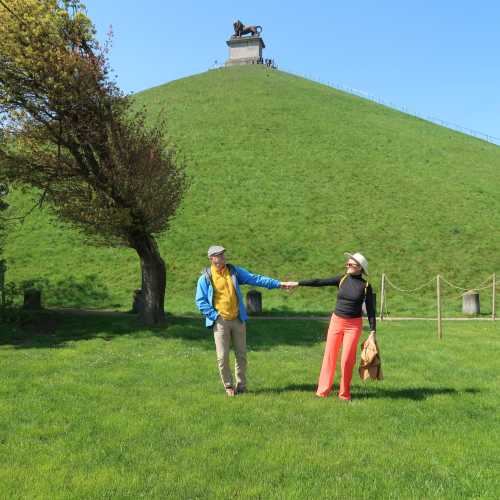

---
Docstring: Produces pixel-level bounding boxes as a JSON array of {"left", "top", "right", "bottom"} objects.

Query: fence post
[
  {"left": 437, "top": 274, "right": 443, "bottom": 339},
  {"left": 492, "top": 273, "right": 496, "bottom": 321},
  {"left": 380, "top": 273, "right": 386, "bottom": 320},
  {"left": 0, "top": 260, "right": 6, "bottom": 307}
]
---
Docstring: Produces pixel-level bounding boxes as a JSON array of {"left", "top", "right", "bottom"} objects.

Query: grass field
[
  {"left": 4, "top": 65, "right": 500, "bottom": 317},
  {"left": 0, "top": 312, "right": 498, "bottom": 498}
]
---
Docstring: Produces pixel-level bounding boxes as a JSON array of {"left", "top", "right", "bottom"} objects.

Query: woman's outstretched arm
[{"left": 298, "top": 275, "right": 342, "bottom": 287}]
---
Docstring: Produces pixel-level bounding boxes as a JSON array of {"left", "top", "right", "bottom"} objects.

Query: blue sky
[{"left": 85, "top": 0, "right": 500, "bottom": 141}]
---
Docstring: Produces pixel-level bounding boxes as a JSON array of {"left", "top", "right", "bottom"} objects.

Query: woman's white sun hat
[{"left": 344, "top": 252, "right": 369, "bottom": 275}]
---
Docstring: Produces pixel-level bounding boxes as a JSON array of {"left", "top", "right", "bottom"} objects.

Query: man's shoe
[
  {"left": 235, "top": 386, "right": 246, "bottom": 395},
  {"left": 225, "top": 387, "right": 235, "bottom": 397}
]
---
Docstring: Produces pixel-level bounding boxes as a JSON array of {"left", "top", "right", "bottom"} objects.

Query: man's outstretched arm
[{"left": 234, "top": 266, "right": 283, "bottom": 289}]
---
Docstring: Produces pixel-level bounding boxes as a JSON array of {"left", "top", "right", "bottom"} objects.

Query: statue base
[{"left": 225, "top": 35, "right": 265, "bottom": 66}]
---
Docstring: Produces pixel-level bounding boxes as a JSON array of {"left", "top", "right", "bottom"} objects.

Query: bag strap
[{"left": 202, "top": 266, "right": 211, "bottom": 282}]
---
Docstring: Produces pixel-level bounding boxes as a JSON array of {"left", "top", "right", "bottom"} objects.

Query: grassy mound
[{"left": 4, "top": 66, "right": 500, "bottom": 315}]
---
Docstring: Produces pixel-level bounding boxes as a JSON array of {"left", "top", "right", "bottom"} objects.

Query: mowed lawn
[{"left": 0, "top": 313, "right": 498, "bottom": 499}]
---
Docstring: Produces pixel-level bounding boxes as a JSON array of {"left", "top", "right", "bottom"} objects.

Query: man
[{"left": 195, "top": 245, "right": 292, "bottom": 396}]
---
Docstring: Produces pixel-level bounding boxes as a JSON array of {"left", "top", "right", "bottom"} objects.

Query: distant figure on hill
[
  {"left": 195, "top": 245, "right": 295, "bottom": 397},
  {"left": 287, "top": 252, "right": 376, "bottom": 402}
]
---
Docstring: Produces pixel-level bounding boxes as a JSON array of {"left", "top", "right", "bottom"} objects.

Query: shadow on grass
[
  {"left": 355, "top": 387, "right": 468, "bottom": 400},
  {"left": 252, "top": 383, "right": 317, "bottom": 394},
  {"left": 0, "top": 309, "right": 327, "bottom": 350},
  {"left": 253, "top": 385, "right": 481, "bottom": 400},
  {"left": 167, "top": 317, "right": 326, "bottom": 351},
  {"left": 0, "top": 309, "right": 176, "bottom": 349},
  {"left": 19, "top": 275, "right": 117, "bottom": 309}
]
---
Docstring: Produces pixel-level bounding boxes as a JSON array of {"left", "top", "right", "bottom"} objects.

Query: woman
[{"left": 291, "top": 252, "right": 376, "bottom": 401}]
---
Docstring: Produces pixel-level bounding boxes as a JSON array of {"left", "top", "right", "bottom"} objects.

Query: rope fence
[{"left": 379, "top": 273, "right": 498, "bottom": 339}]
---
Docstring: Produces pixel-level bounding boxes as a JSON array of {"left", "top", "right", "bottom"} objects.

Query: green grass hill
[{"left": 4, "top": 65, "right": 500, "bottom": 316}]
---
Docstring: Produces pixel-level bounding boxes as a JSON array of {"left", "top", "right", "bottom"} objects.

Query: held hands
[{"left": 280, "top": 281, "right": 299, "bottom": 290}]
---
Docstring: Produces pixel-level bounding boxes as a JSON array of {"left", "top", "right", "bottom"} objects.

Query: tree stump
[
  {"left": 23, "top": 288, "right": 42, "bottom": 310},
  {"left": 462, "top": 291, "right": 480, "bottom": 315},
  {"left": 246, "top": 289, "right": 262, "bottom": 315},
  {"left": 132, "top": 289, "right": 145, "bottom": 315},
  {"left": 362, "top": 293, "right": 377, "bottom": 317}
]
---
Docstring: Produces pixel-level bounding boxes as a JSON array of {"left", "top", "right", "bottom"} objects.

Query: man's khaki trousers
[{"left": 213, "top": 317, "right": 247, "bottom": 390}]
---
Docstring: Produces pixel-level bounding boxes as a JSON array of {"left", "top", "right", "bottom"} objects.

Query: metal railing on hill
[{"left": 274, "top": 66, "right": 500, "bottom": 147}]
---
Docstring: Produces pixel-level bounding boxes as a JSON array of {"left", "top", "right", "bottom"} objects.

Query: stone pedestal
[{"left": 226, "top": 36, "right": 265, "bottom": 66}]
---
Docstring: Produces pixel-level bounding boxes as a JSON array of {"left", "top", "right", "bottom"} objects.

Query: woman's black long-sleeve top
[{"left": 299, "top": 274, "right": 376, "bottom": 331}]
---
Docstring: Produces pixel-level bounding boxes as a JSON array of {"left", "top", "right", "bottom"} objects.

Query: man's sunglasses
[{"left": 346, "top": 262, "right": 360, "bottom": 268}]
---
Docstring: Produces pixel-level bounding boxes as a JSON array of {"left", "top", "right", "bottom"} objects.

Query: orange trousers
[{"left": 316, "top": 314, "right": 363, "bottom": 400}]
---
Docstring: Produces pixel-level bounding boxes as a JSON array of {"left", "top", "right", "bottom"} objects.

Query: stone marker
[
  {"left": 246, "top": 289, "right": 262, "bottom": 315},
  {"left": 23, "top": 288, "right": 42, "bottom": 310},
  {"left": 462, "top": 291, "right": 480, "bottom": 315},
  {"left": 132, "top": 289, "right": 145, "bottom": 315}
]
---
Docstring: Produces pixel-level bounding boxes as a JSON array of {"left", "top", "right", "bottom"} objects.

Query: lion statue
[{"left": 233, "top": 20, "right": 262, "bottom": 37}]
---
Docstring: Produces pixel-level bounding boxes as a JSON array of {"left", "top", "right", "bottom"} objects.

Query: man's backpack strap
[
  {"left": 202, "top": 266, "right": 211, "bottom": 282},
  {"left": 202, "top": 264, "right": 236, "bottom": 283}
]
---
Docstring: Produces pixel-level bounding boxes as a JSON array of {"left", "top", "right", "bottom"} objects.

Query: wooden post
[
  {"left": 492, "top": 273, "right": 496, "bottom": 321},
  {"left": 0, "top": 260, "right": 6, "bottom": 307},
  {"left": 380, "top": 273, "right": 386, "bottom": 320},
  {"left": 437, "top": 274, "right": 442, "bottom": 340}
]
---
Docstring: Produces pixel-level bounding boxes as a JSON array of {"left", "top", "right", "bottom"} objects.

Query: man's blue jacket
[{"left": 195, "top": 264, "right": 281, "bottom": 327}]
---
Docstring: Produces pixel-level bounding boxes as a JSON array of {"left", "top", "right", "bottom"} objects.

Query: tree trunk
[{"left": 132, "top": 233, "right": 166, "bottom": 325}]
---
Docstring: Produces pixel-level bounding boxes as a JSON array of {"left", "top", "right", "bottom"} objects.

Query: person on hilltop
[
  {"left": 195, "top": 245, "right": 295, "bottom": 397},
  {"left": 287, "top": 252, "right": 376, "bottom": 401}
]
